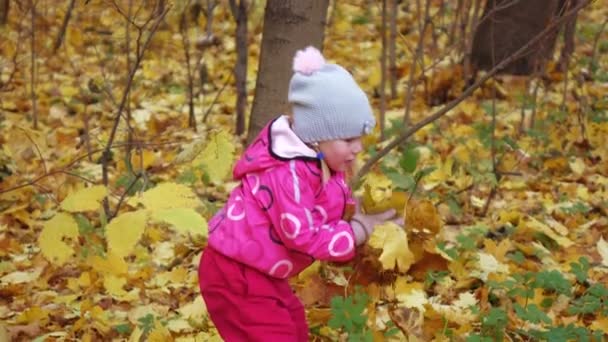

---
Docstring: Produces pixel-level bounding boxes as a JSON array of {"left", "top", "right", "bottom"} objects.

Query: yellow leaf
[
  {"left": 525, "top": 216, "right": 574, "bottom": 247},
  {"left": 404, "top": 199, "right": 442, "bottom": 238},
  {"left": 60, "top": 85, "right": 79, "bottom": 98},
  {"left": 151, "top": 208, "right": 207, "bottom": 237},
  {"left": 1, "top": 267, "right": 43, "bottom": 285},
  {"left": 569, "top": 157, "right": 586, "bottom": 176},
  {"left": 429, "top": 291, "right": 478, "bottom": 325},
  {"left": 106, "top": 210, "right": 147, "bottom": 258},
  {"left": 153, "top": 267, "right": 188, "bottom": 287},
  {"left": 590, "top": 315, "right": 608, "bottom": 333},
  {"left": 368, "top": 222, "right": 414, "bottom": 272},
  {"left": 129, "top": 149, "right": 157, "bottom": 170},
  {"left": 483, "top": 238, "right": 511, "bottom": 263},
  {"left": 130, "top": 183, "right": 200, "bottom": 210},
  {"left": 196, "top": 130, "right": 236, "bottom": 184},
  {"left": 148, "top": 321, "right": 173, "bottom": 342},
  {"left": 598, "top": 236, "right": 608, "bottom": 267},
  {"left": 60, "top": 185, "right": 107, "bottom": 212},
  {"left": 0, "top": 322, "right": 9, "bottom": 342},
  {"left": 178, "top": 296, "right": 207, "bottom": 320},
  {"left": 16, "top": 306, "right": 50, "bottom": 324},
  {"left": 39, "top": 213, "right": 79, "bottom": 265},
  {"left": 393, "top": 279, "right": 427, "bottom": 311},
  {"left": 362, "top": 172, "right": 392, "bottom": 203},
  {"left": 166, "top": 318, "right": 192, "bottom": 333},
  {"left": 87, "top": 252, "right": 128, "bottom": 276},
  {"left": 104, "top": 275, "right": 140, "bottom": 301},
  {"left": 472, "top": 252, "right": 509, "bottom": 281},
  {"left": 104, "top": 275, "right": 127, "bottom": 296}
]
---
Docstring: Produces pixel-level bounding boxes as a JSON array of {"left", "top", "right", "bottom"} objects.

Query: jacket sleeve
[{"left": 262, "top": 161, "right": 357, "bottom": 262}]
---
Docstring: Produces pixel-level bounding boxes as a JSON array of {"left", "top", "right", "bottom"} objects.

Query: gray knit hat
[{"left": 288, "top": 46, "right": 376, "bottom": 143}]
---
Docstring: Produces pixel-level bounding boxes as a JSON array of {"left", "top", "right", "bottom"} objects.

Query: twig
[
  {"left": 17, "top": 127, "right": 47, "bottom": 174},
  {"left": 1, "top": 170, "right": 96, "bottom": 194},
  {"left": 111, "top": 172, "right": 142, "bottom": 219},
  {"left": 53, "top": 0, "right": 76, "bottom": 52},
  {"left": 379, "top": 0, "right": 387, "bottom": 140},
  {"left": 202, "top": 73, "right": 233, "bottom": 124},
  {"left": 180, "top": 0, "right": 197, "bottom": 131},
  {"left": 403, "top": 0, "right": 431, "bottom": 125},
  {"left": 29, "top": 0, "right": 37, "bottom": 129},
  {"left": 388, "top": 0, "right": 397, "bottom": 99},
  {"left": 588, "top": 17, "right": 608, "bottom": 72},
  {"left": 351, "top": 0, "right": 591, "bottom": 187}
]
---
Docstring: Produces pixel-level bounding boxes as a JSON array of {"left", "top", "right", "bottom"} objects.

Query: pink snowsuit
[{"left": 199, "top": 116, "right": 358, "bottom": 341}]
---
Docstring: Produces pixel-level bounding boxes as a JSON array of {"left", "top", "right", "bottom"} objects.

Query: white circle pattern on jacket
[
  {"left": 280, "top": 212, "right": 301, "bottom": 239},
  {"left": 269, "top": 259, "right": 293, "bottom": 278},
  {"left": 328, "top": 231, "right": 354, "bottom": 257},
  {"left": 250, "top": 173, "right": 260, "bottom": 195},
  {"left": 226, "top": 196, "right": 245, "bottom": 221}
]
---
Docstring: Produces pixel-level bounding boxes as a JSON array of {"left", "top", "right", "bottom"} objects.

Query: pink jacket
[{"left": 206, "top": 116, "right": 357, "bottom": 279}]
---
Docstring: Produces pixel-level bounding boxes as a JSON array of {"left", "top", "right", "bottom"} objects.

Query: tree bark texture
[
  {"left": 247, "top": 0, "right": 329, "bottom": 143},
  {"left": 230, "top": 0, "right": 248, "bottom": 136},
  {"left": 471, "top": 0, "right": 573, "bottom": 75},
  {"left": 0, "top": 0, "right": 9, "bottom": 25}
]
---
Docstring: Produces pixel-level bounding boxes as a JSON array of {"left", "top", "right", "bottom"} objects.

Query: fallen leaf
[
  {"left": 105, "top": 210, "right": 147, "bottom": 258},
  {"left": 151, "top": 208, "right": 207, "bottom": 237},
  {"left": 598, "top": 236, "right": 608, "bottom": 267},
  {"left": 60, "top": 185, "right": 107, "bottom": 212},
  {"left": 38, "top": 213, "right": 79, "bottom": 265},
  {"left": 129, "top": 183, "right": 200, "bottom": 210},
  {"left": 368, "top": 222, "right": 414, "bottom": 272}
]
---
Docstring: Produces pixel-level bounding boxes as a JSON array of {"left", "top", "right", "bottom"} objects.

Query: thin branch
[
  {"left": 202, "top": 73, "right": 233, "bottom": 123},
  {"left": 588, "top": 17, "right": 608, "bottom": 73},
  {"left": 53, "top": 0, "right": 76, "bottom": 52},
  {"left": 17, "top": 127, "right": 47, "bottom": 174},
  {"left": 29, "top": 0, "right": 37, "bottom": 129},
  {"left": 379, "top": 0, "right": 387, "bottom": 140},
  {"left": 111, "top": 172, "right": 142, "bottom": 219},
  {"left": 351, "top": 0, "right": 591, "bottom": 187},
  {"left": 403, "top": 0, "right": 431, "bottom": 125},
  {"left": 1, "top": 170, "right": 97, "bottom": 194}
]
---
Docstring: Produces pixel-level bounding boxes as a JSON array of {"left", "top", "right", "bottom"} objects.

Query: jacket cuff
[{"left": 350, "top": 218, "right": 368, "bottom": 246}]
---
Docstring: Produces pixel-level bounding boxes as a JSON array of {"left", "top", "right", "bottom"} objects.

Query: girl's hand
[{"left": 350, "top": 208, "right": 397, "bottom": 245}]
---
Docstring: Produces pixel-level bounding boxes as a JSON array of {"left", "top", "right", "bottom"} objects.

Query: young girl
[{"left": 198, "top": 46, "right": 396, "bottom": 341}]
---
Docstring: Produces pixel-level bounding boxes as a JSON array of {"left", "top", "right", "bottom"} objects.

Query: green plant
[{"left": 329, "top": 287, "right": 373, "bottom": 342}]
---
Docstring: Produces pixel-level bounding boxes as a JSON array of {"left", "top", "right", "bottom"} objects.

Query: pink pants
[{"left": 198, "top": 247, "right": 309, "bottom": 342}]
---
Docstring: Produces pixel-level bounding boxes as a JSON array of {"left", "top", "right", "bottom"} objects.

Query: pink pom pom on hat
[
  {"left": 287, "top": 46, "right": 376, "bottom": 143},
  {"left": 293, "top": 46, "right": 326, "bottom": 75}
]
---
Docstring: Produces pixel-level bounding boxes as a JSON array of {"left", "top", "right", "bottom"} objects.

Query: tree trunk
[
  {"left": 471, "top": 0, "right": 572, "bottom": 75},
  {"left": 0, "top": 0, "right": 9, "bottom": 25},
  {"left": 230, "top": 0, "right": 248, "bottom": 136},
  {"left": 247, "top": 0, "right": 329, "bottom": 142}
]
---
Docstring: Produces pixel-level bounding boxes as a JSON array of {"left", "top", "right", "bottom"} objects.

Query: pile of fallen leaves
[{"left": 1, "top": 1, "right": 608, "bottom": 341}]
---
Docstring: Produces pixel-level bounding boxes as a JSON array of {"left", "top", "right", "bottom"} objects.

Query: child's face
[{"left": 318, "top": 137, "right": 363, "bottom": 172}]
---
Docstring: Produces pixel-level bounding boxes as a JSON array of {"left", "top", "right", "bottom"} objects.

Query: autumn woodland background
[{"left": 1, "top": 0, "right": 608, "bottom": 341}]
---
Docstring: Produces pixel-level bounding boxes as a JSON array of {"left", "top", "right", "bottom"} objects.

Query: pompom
[{"left": 293, "top": 46, "right": 325, "bottom": 75}]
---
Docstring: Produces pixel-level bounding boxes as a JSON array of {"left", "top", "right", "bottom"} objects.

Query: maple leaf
[
  {"left": 60, "top": 185, "right": 107, "bottom": 212},
  {"left": 368, "top": 222, "right": 414, "bottom": 272},
  {"left": 87, "top": 252, "right": 128, "bottom": 276},
  {"left": 38, "top": 212, "right": 79, "bottom": 265}
]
